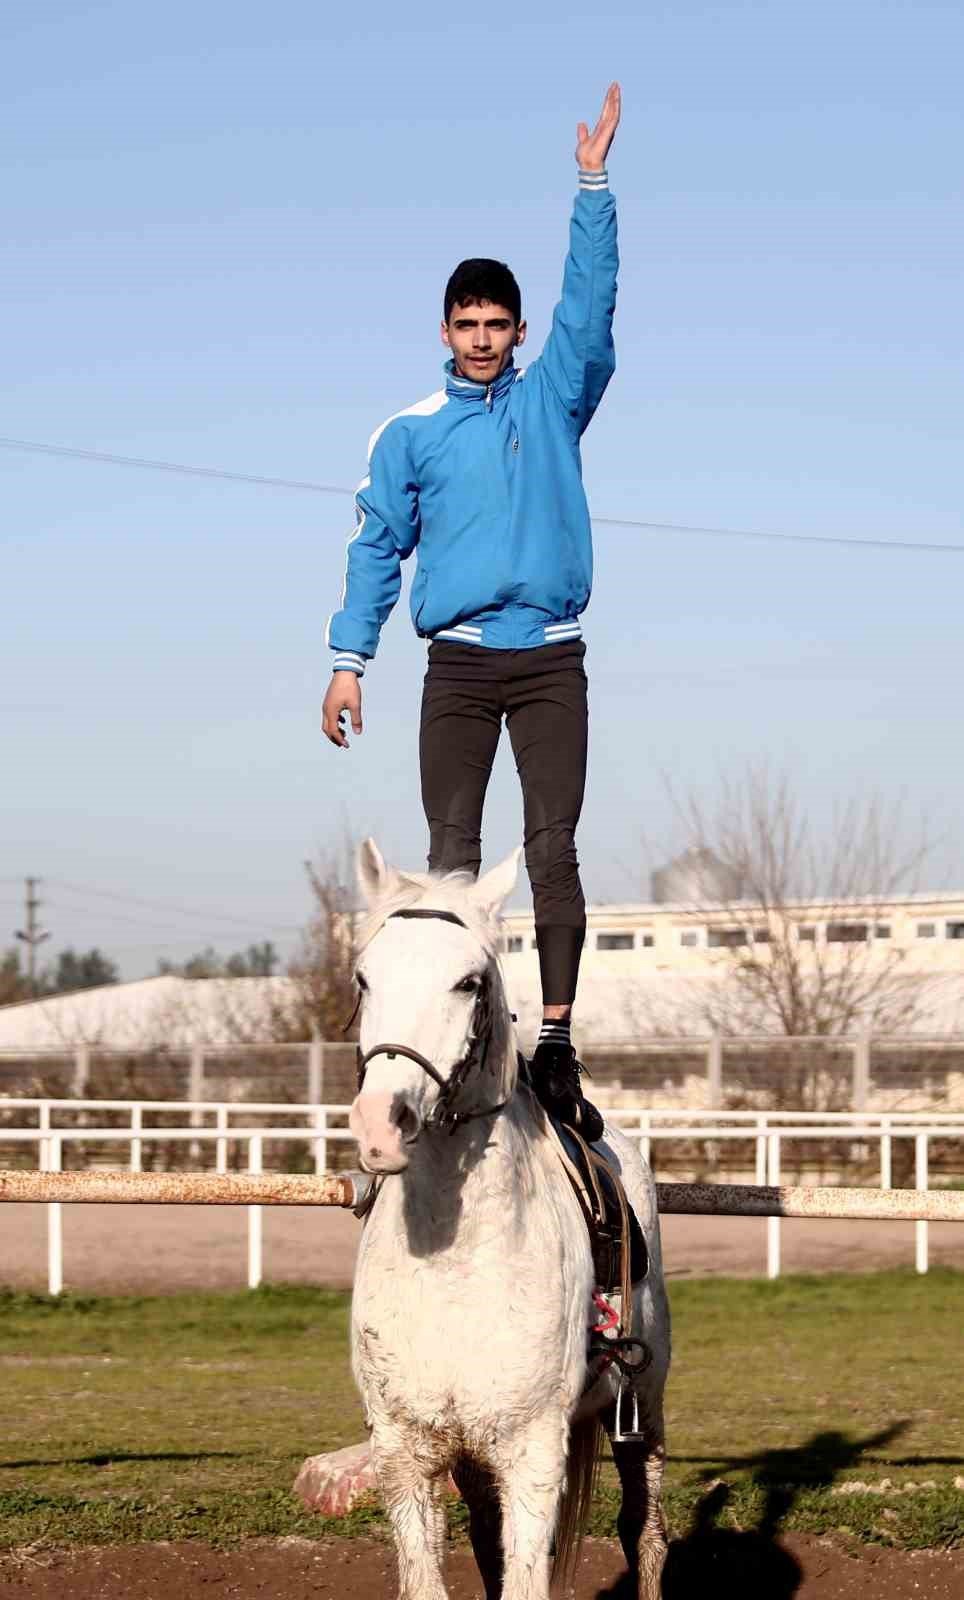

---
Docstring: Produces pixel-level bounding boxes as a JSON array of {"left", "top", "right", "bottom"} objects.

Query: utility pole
[{"left": 15, "top": 877, "right": 50, "bottom": 997}]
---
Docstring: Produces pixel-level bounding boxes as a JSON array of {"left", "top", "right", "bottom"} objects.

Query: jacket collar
[{"left": 444, "top": 358, "right": 518, "bottom": 402}]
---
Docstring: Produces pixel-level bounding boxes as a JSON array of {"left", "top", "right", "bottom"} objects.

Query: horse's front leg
[
  {"left": 497, "top": 1417, "right": 568, "bottom": 1600},
  {"left": 371, "top": 1425, "right": 449, "bottom": 1600}
]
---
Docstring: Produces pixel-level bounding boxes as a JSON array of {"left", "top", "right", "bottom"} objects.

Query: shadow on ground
[
  {"left": 1, "top": 1450, "right": 249, "bottom": 1470},
  {"left": 595, "top": 1422, "right": 910, "bottom": 1599}
]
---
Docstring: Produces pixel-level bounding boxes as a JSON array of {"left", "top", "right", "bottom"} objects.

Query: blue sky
[{"left": 2, "top": 0, "right": 963, "bottom": 976}]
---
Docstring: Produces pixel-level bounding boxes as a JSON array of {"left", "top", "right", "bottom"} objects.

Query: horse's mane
[{"left": 355, "top": 869, "right": 503, "bottom": 959}]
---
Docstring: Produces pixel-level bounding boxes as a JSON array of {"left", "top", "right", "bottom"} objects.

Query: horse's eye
[
  {"left": 355, "top": 971, "right": 369, "bottom": 993},
  {"left": 454, "top": 975, "right": 480, "bottom": 994}
]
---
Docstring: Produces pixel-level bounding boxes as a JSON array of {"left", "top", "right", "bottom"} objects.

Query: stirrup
[{"left": 612, "top": 1377, "right": 648, "bottom": 1444}]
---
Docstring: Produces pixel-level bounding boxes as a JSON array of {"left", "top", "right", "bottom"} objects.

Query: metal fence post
[
  {"left": 708, "top": 1034, "right": 723, "bottom": 1110},
  {"left": 766, "top": 1133, "right": 781, "bottom": 1280},
  {"left": 308, "top": 1034, "right": 323, "bottom": 1104},
  {"left": 637, "top": 1110, "right": 651, "bottom": 1169},
  {"left": 915, "top": 1133, "right": 929, "bottom": 1275},
  {"left": 130, "top": 1105, "right": 142, "bottom": 1173},
  {"left": 313, "top": 1108, "right": 328, "bottom": 1175},
  {"left": 45, "top": 1134, "right": 63, "bottom": 1296},
  {"left": 189, "top": 1042, "right": 205, "bottom": 1106},
  {"left": 189, "top": 1043, "right": 205, "bottom": 1162},
  {"left": 73, "top": 1045, "right": 90, "bottom": 1098},
  {"left": 755, "top": 1116, "right": 767, "bottom": 1185},
  {"left": 247, "top": 1135, "right": 263, "bottom": 1290},
  {"left": 216, "top": 1106, "right": 228, "bottom": 1174},
  {"left": 880, "top": 1116, "right": 892, "bottom": 1190},
  {"left": 853, "top": 1033, "right": 870, "bottom": 1111}
]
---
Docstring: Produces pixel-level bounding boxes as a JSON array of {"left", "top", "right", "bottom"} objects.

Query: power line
[
  {"left": 591, "top": 514, "right": 964, "bottom": 556},
  {"left": 3, "top": 433, "right": 964, "bottom": 555},
  {"left": 97, "top": 934, "right": 297, "bottom": 956},
  {"left": 0, "top": 435, "right": 349, "bottom": 498},
  {"left": 48, "top": 877, "right": 303, "bottom": 934},
  {"left": 45, "top": 899, "right": 299, "bottom": 938}
]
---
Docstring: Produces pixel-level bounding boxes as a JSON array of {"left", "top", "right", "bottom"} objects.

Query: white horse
[{"left": 348, "top": 840, "right": 671, "bottom": 1600}]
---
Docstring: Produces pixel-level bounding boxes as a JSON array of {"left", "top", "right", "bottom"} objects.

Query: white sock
[{"left": 538, "top": 1018, "right": 572, "bottom": 1052}]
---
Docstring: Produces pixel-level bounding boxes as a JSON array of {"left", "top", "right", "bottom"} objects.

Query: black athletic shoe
[{"left": 529, "top": 1041, "right": 605, "bottom": 1144}]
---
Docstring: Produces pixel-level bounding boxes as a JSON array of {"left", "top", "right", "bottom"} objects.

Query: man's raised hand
[
  {"left": 576, "top": 82, "right": 621, "bottom": 172},
  {"left": 322, "top": 671, "right": 363, "bottom": 749}
]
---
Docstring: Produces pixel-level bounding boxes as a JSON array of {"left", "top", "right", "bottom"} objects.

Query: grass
[{"left": 1, "top": 1272, "right": 962, "bottom": 1552}]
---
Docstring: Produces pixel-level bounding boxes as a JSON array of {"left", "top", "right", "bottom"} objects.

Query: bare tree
[
  {"left": 177, "top": 844, "right": 362, "bottom": 1049},
  {"left": 0, "top": 949, "right": 30, "bottom": 1006},
  {"left": 668, "top": 766, "right": 934, "bottom": 1039},
  {"left": 286, "top": 841, "right": 361, "bottom": 1043}
]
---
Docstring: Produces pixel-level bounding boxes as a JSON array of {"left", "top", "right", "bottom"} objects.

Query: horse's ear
[
  {"left": 472, "top": 846, "right": 522, "bottom": 918},
  {"left": 357, "top": 837, "right": 397, "bottom": 906}
]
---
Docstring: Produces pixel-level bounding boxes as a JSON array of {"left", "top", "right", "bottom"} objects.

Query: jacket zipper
[{"left": 485, "top": 384, "right": 493, "bottom": 411}]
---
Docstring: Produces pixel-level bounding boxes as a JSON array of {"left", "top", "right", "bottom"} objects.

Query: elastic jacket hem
[{"left": 430, "top": 614, "right": 583, "bottom": 650}]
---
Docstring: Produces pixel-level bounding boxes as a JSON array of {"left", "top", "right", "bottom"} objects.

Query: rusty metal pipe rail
[
  {"left": 0, "top": 1170, "right": 360, "bottom": 1208},
  {"left": 654, "top": 1182, "right": 964, "bottom": 1223},
  {"left": 2, "top": 1169, "right": 963, "bottom": 1222}
]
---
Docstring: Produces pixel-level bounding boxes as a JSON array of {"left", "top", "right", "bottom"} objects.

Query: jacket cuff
[
  {"left": 578, "top": 167, "right": 609, "bottom": 192},
  {"left": 332, "top": 650, "right": 367, "bottom": 677}
]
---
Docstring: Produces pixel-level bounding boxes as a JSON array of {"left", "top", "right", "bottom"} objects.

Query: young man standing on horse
[{"left": 323, "top": 84, "right": 621, "bottom": 1143}]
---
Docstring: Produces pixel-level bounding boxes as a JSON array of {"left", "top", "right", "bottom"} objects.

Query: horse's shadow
[
  {"left": 594, "top": 1421, "right": 910, "bottom": 1599},
  {"left": 399, "top": 1109, "right": 511, "bottom": 1256}
]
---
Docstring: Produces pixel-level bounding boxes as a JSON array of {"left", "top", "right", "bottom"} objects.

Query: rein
[{"left": 354, "top": 908, "right": 508, "bottom": 1135}]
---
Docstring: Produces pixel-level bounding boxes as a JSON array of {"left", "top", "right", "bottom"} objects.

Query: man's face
[{"left": 441, "top": 299, "right": 527, "bottom": 382}]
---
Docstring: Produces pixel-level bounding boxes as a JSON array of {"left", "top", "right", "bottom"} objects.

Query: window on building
[
  {"left": 708, "top": 927, "right": 748, "bottom": 949},
  {"left": 917, "top": 922, "right": 936, "bottom": 939},
  {"left": 826, "top": 922, "right": 868, "bottom": 943},
  {"left": 797, "top": 925, "right": 816, "bottom": 942},
  {"left": 679, "top": 930, "right": 701, "bottom": 948},
  {"left": 504, "top": 936, "right": 523, "bottom": 954},
  {"left": 946, "top": 921, "right": 964, "bottom": 940},
  {"left": 641, "top": 933, "right": 655, "bottom": 948},
  {"left": 597, "top": 932, "right": 634, "bottom": 951},
  {"left": 874, "top": 924, "right": 891, "bottom": 940},
  {"left": 531, "top": 937, "right": 540, "bottom": 949},
  {"left": 750, "top": 928, "right": 770, "bottom": 944}
]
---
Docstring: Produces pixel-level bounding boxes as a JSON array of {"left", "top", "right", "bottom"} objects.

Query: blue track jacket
[{"left": 326, "top": 169, "right": 617, "bottom": 675}]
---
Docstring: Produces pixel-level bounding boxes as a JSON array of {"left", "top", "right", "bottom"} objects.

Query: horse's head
[{"left": 348, "top": 838, "right": 520, "bottom": 1173}]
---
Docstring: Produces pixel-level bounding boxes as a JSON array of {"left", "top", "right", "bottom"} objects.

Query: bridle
[{"left": 354, "top": 908, "right": 507, "bottom": 1135}]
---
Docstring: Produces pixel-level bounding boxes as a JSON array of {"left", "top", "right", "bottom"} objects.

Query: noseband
[{"left": 355, "top": 908, "right": 507, "bottom": 1134}]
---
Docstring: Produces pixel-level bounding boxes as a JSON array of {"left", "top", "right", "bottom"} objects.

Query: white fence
[{"left": 1, "top": 1098, "right": 962, "bottom": 1294}]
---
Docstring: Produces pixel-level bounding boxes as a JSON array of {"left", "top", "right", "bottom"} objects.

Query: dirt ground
[
  {"left": 3, "top": 1214, "right": 962, "bottom": 1596},
  {"left": 2, "top": 1203, "right": 961, "bottom": 1294},
  {"left": 1, "top": 1534, "right": 963, "bottom": 1600}
]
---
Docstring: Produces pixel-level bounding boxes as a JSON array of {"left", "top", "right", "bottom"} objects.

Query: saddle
[{"left": 546, "top": 1116, "right": 648, "bottom": 1300}]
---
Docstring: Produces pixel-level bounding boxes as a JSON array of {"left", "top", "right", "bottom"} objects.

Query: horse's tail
[{"left": 554, "top": 1411, "right": 605, "bottom": 1580}]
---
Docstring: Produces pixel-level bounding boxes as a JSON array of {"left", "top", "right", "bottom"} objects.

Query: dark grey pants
[{"left": 419, "top": 639, "right": 588, "bottom": 1005}]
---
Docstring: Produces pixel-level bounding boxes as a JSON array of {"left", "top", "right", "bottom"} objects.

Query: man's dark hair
[{"left": 444, "top": 259, "right": 522, "bottom": 325}]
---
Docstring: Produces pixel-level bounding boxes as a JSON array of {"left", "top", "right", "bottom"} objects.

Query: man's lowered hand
[{"left": 322, "top": 671, "right": 363, "bottom": 749}]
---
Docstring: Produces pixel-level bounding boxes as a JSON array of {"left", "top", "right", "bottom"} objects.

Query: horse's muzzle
[{"left": 349, "top": 1090, "right": 422, "bottom": 1173}]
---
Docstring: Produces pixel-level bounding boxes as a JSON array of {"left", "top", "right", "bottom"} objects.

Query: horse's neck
[
  {"left": 394, "top": 1092, "right": 546, "bottom": 1257},
  {"left": 412, "top": 1094, "right": 539, "bottom": 1193}
]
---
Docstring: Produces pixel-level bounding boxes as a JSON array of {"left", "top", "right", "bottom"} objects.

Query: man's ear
[
  {"left": 440, "top": 319, "right": 452, "bottom": 349},
  {"left": 515, "top": 320, "right": 527, "bottom": 348}
]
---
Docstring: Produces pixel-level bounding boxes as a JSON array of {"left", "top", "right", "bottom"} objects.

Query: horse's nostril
[
  {"left": 369, "top": 1146, "right": 381, "bottom": 1160},
  {"left": 393, "top": 1102, "right": 421, "bottom": 1144}
]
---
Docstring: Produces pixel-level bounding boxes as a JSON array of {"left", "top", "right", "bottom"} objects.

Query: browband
[{"left": 389, "top": 909, "right": 468, "bottom": 929}]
